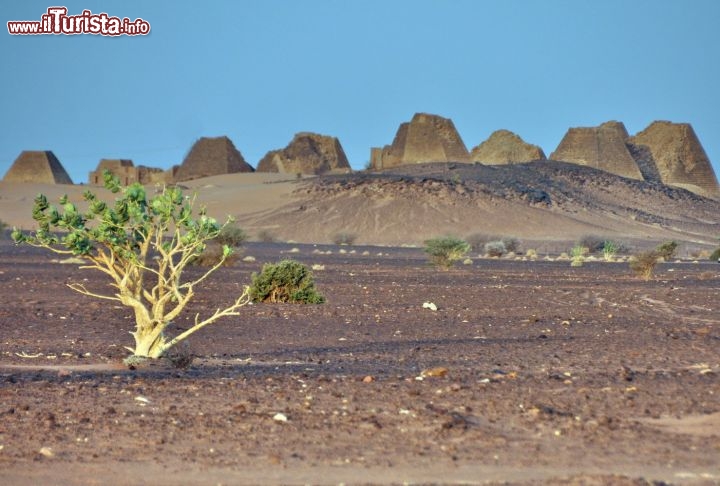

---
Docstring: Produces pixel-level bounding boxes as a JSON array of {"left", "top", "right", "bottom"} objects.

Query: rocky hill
[
  {"left": 470, "top": 130, "right": 546, "bottom": 164},
  {"left": 257, "top": 132, "right": 351, "bottom": 175}
]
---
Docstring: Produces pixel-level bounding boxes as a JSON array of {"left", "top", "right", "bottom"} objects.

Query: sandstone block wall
[
  {"left": 370, "top": 113, "right": 470, "bottom": 169},
  {"left": 629, "top": 121, "right": 720, "bottom": 197},
  {"left": 550, "top": 121, "right": 643, "bottom": 180}
]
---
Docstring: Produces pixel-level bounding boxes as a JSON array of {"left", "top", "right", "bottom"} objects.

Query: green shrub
[
  {"left": 710, "top": 247, "right": 720, "bottom": 261},
  {"left": 629, "top": 251, "right": 661, "bottom": 280},
  {"left": 602, "top": 240, "right": 618, "bottom": 261},
  {"left": 570, "top": 245, "right": 588, "bottom": 267},
  {"left": 484, "top": 241, "right": 506, "bottom": 258},
  {"left": 655, "top": 241, "right": 678, "bottom": 260},
  {"left": 249, "top": 259, "right": 325, "bottom": 303},
  {"left": 11, "top": 170, "right": 250, "bottom": 360},
  {"left": 424, "top": 236, "right": 470, "bottom": 268},
  {"left": 215, "top": 223, "right": 247, "bottom": 247},
  {"left": 333, "top": 232, "right": 357, "bottom": 245}
]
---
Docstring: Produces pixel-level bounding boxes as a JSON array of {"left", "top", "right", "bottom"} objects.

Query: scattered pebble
[
  {"left": 273, "top": 413, "right": 288, "bottom": 422},
  {"left": 422, "top": 302, "right": 438, "bottom": 311},
  {"left": 362, "top": 376, "right": 374, "bottom": 383},
  {"left": 421, "top": 367, "right": 448, "bottom": 378},
  {"left": 39, "top": 447, "right": 54, "bottom": 458},
  {"left": 242, "top": 256, "right": 256, "bottom": 262}
]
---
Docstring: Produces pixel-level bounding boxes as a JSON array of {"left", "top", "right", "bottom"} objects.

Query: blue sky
[{"left": 2, "top": 1, "right": 719, "bottom": 184}]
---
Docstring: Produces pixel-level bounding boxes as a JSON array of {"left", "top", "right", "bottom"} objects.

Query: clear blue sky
[{"left": 2, "top": 0, "right": 719, "bottom": 183}]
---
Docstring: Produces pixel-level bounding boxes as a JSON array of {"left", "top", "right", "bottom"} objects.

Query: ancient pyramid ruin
[
  {"left": 628, "top": 121, "right": 720, "bottom": 198},
  {"left": 257, "top": 132, "right": 351, "bottom": 175},
  {"left": 370, "top": 113, "right": 470, "bottom": 170},
  {"left": 3, "top": 151, "right": 73, "bottom": 184},
  {"left": 88, "top": 159, "right": 173, "bottom": 186},
  {"left": 470, "top": 129, "right": 546, "bottom": 164},
  {"left": 550, "top": 121, "right": 643, "bottom": 180},
  {"left": 175, "top": 136, "right": 254, "bottom": 182}
]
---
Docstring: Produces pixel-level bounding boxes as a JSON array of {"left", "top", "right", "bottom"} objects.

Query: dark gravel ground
[{"left": 1, "top": 241, "right": 719, "bottom": 485}]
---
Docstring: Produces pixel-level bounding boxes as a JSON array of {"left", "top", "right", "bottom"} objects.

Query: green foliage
[
  {"left": 570, "top": 245, "right": 588, "bottom": 267},
  {"left": 424, "top": 236, "right": 470, "bottom": 268},
  {"left": 655, "top": 241, "right": 678, "bottom": 260},
  {"left": 602, "top": 240, "right": 618, "bottom": 261},
  {"left": 710, "top": 247, "right": 720, "bottom": 261},
  {"left": 12, "top": 170, "right": 250, "bottom": 359},
  {"left": 629, "top": 251, "right": 661, "bottom": 280},
  {"left": 484, "top": 241, "right": 506, "bottom": 258},
  {"left": 249, "top": 259, "right": 325, "bottom": 303}
]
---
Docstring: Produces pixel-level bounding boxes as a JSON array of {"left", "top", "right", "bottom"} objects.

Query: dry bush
[
  {"left": 256, "top": 229, "right": 276, "bottom": 243},
  {"left": 629, "top": 251, "right": 660, "bottom": 280},
  {"left": 501, "top": 236, "right": 521, "bottom": 254},
  {"left": 333, "top": 232, "right": 357, "bottom": 245},
  {"left": 466, "top": 233, "right": 498, "bottom": 252},
  {"left": 655, "top": 241, "right": 678, "bottom": 260},
  {"left": 484, "top": 241, "right": 506, "bottom": 258},
  {"left": 710, "top": 247, "right": 720, "bottom": 261},
  {"left": 578, "top": 235, "right": 606, "bottom": 254},
  {"left": 190, "top": 243, "right": 240, "bottom": 267}
]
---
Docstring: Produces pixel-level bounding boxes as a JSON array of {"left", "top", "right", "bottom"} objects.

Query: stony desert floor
[{"left": 1, "top": 240, "right": 719, "bottom": 485}]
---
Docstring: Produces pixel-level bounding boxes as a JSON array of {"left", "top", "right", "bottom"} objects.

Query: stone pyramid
[
  {"left": 257, "top": 132, "right": 351, "bottom": 175},
  {"left": 3, "top": 151, "right": 73, "bottom": 184},
  {"left": 550, "top": 121, "right": 643, "bottom": 180},
  {"left": 175, "top": 136, "right": 254, "bottom": 182},
  {"left": 471, "top": 129, "right": 546, "bottom": 164},
  {"left": 370, "top": 113, "right": 470, "bottom": 169},
  {"left": 628, "top": 121, "right": 720, "bottom": 198}
]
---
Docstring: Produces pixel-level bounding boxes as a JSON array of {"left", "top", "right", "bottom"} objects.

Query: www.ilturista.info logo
[{"left": 7, "top": 7, "right": 150, "bottom": 36}]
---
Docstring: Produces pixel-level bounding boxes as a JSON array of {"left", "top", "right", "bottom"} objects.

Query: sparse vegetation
[
  {"left": 11, "top": 171, "right": 250, "bottom": 360},
  {"left": 249, "top": 259, "right": 325, "bottom": 303},
  {"left": 333, "top": 232, "right": 357, "bottom": 246},
  {"left": 602, "top": 240, "right": 618, "bottom": 262},
  {"left": 215, "top": 223, "right": 247, "bottom": 247},
  {"left": 484, "top": 241, "right": 506, "bottom": 258},
  {"left": 570, "top": 245, "right": 588, "bottom": 267},
  {"left": 189, "top": 243, "right": 240, "bottom": 267},
  {"left": 655, "top": 241, "right": 678, "bottom": 261},
  {"left": 0, "top": 219, "right": 7, "bottom": 238},
  {"left": 466, "top": 233, "right": 498, "bottom": 252},
  {"left": 629, "top": 251, "right": 661, "bottom": 280},
  {"left": 256, "top": 229, "right": 276, "bottom": 243},
  {"left": 501, "top": 236, "right": 521, "bottom": 254},
  {"left": 424, "top": 236, "right": 470, "bottom": 268},
  {"left": 578, "top": 235, "right": 606, "bottom": 254},
  {"left": 710, "top": 247, "right": 720, "bottom": 261}
]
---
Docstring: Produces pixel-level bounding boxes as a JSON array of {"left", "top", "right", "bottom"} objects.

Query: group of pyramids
[{"left": 3, "top": 113, "right": 719, "bottom": 198}]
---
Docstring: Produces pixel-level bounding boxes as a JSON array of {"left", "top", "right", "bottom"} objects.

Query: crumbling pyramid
[
  {"left": 370, "top": 113, "right": 470, "bottom": 169},
  {"left": 628, "top": 121, "right": 720, "bottom": 198},
  {"left": 257, "top": 132, "right": 351, "bottom": 175},
  {"left": 471, "top": 129, "right": 546, "bottom": 164},
  {"left": 88, "top": 159, "right": 171, "bottom": 186},
  {"left": 3, "top": 151, "right": 73, "bottom": 184},
  {"left": 175, "top": 136, "right": 254, "bottom": 182},
  {"left": 550, "top": 121, "right": 643, "bottom": 180}
]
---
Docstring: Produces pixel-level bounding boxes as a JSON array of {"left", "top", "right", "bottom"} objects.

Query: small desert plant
[
  {"left": 215, "top": 223, "right": 247, "bottom": 247},
  {"left": 249, "top": 259, "right": 325, "bottom": 303},
  {"left": 501, "top": 236, "right": 521, "bottom": 254},
  {"left": 0, "top": 219, "right": 8, "bottom": 239},
  {"left": 333, "top": 232, "right": 357, "bottom": 246},
  {"left": 655, "top": 241, "right": 678, "bottom": 261},
  {"left": 710, "top": 247, "right": 720, "bottom": 261},
  {"left": 424, "top": 236, "right": 471, "bottom": 268},
  {"left": 578, "top": 235, "right": 606, "bottom": 254},
  {"left": 602, "top": 240, "right": 618, "bottom": 262},
  {"left": 570, "top": 245, "right": 588, "bottom": 267},
  {"left": 466, "top": 233, "right": 498, "bottom": 252},
  {"left": 484, "top": 240, "right": 506, "bottom": 258},
  {"left": 189, "top": 243, "right": 240, "bottom": 267},
  {"left": 525, "top": 249, "right": 538, "bottom": 259},
  {"left": 629, "top": 251, "right": 661, "bottom": 280},
  {"left": 256, "top": 229, "right": 276, "bottom": 243},
  {"left": 11, "top": 171, "right": 250, "bottom": 360}
]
